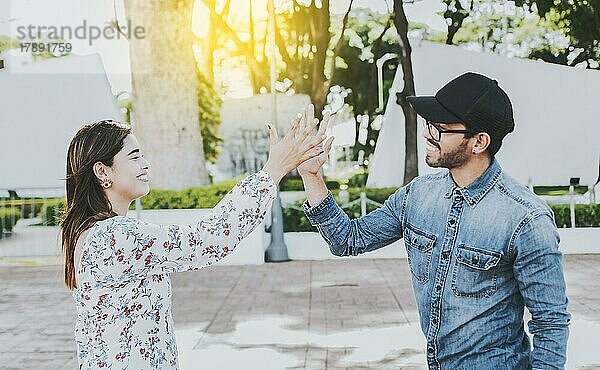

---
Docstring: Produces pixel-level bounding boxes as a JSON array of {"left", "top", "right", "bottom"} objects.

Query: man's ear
[
  {"left": 92, "top": 162, "right": 109, "bottom": 181},
  {"left": 472, "top": 132, "right": 491, "bottom": 155}
]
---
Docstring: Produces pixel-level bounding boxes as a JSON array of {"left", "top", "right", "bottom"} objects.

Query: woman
[{"left": 62, "top": 109, "right": 333, "bottom": 369}]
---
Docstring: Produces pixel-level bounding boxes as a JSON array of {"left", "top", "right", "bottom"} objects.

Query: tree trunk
[
  {"left": 124, "top": 0, "right": 209, "bottom": 189},
  {"left": 309, "top": 0, "right": 330, "bottom": 117},
  {"left": 444, "top": 0, "right": 470, "bottom": 45},
  {"left": 393, "top": 0, "right": 419, "bottom": 184},
  {"left": 203, "top": 0, "right": 217, "bottom": 82},
  {"left": 201, "top": 0, "right": 269, "bottom": 94}
]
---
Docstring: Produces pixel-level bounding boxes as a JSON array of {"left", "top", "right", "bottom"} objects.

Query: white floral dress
[{"left": 72, "top": 171, "right": 276, "bottom": 369}]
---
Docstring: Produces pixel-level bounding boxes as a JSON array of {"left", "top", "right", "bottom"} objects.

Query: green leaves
[
  {"left": 197, "top": 70, "right": 223, "bottom": 164},
  {"left": 514, "top": 0, "right": 600, "bottom": 68},
  {"left": 140, "top": 177, "right": 239, "bottom": 210},
  {"left": 0, "top": 208, "right": 22, "bottom": 233}
]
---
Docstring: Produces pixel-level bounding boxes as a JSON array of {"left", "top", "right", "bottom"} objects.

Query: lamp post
[
  {"left": 569, "top": 177, "right": 580, "bottom": 229},
  {"left": 376, "top": 53, "right": 398, "bottom": 112},
  {"left": 264, "top": 0, "right": 289, "bottom": 262}
]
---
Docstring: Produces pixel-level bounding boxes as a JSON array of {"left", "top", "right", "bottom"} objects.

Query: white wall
[
  {"left": 0, "top": 54, "right": 122, "bottom": 193},
  {"left": 278, "top": 228, "right": 600, "bottom": 259},
  {"left": 368, "top": 41, "right": 600, "bottom": 188}
]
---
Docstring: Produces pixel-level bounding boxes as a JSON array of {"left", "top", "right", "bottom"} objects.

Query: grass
[{"left": 534, "top": 186, "right": 589, "bottom": 196}]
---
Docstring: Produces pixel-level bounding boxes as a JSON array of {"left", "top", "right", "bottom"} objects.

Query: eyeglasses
[{"left": 425, "top": 121, "right": 471, "bottom": 142}]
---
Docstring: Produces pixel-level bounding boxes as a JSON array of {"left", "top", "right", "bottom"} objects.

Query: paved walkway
[{"left": 1, "top": 256, "right": 600, "bottom": 369}]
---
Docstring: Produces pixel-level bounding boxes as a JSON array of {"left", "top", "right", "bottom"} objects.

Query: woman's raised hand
[
  {"left": 297, "top": 106, "right": 334, "bottom": 178},
  {"left": 261, "top": 104, "right": 330, "bottom": 184}
]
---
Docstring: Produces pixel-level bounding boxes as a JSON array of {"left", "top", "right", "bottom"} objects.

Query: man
[{"left": 299, "top": 72, "right": 570, "bottom": 369}]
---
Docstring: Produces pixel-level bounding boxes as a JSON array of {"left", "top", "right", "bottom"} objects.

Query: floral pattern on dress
[{"left": 72, "top": 171, "right": 276, "bottom": 369}]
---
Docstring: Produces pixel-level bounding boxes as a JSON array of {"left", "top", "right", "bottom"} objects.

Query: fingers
[
  {"left": 284, "top": 115, "right": 301, "bottom": 141},
  {"left": 282, "top": 104, "right": 331, "bottom": 158},
  {"left": 302, "top": 126, "right": 328, "bottom": 151},
  {"left": 299, "top": 136, "right": 334, "bottom": 163},
  {"left": 297, "top": 104, "right": 314, "bottom": 137},
  {"left": 306, "top": 104, "right": 314, "bottom": 132},
  {"left": 297, "top": 107, "right": 308, "bottom": 136},
  {"left": 300, "top": 145, "right": 325, "bottom": 162},
  {"left": 299, "top": 117, "right": 320, "bottom": 142},
  {"left": 323, "top": 136, "right": 334, "bottom": 154},
  {"left": 317, "top": 110, "right": 332, "bottom": 137},
  {"left": 267, "top": 123, "right": 278, "bottom": 144}
]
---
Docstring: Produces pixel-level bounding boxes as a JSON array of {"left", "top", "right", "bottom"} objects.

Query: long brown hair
[{"left": 61, "top": 120, "right": 131, "bottom": 290}]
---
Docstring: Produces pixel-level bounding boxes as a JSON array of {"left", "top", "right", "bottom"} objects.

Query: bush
[
  {"left": 40, "top": 199, "right": 66, "bottom": 226},
  {"left": 325, "top": 179, "right": 341, "bottom": 190},
  {"left": 331, "top": 187, "right": 398, "bottom": 204},
  {"left": 550, "top": 203, "right": 600, "bottom": 228},
  {"left": 141, "top": 178, "right": 239, "bottom": 210},
  {"left": 279, "top": 178, "right": 305, "bottom": 192},
  {"left": 282, "top": 188, "right": 600, "bottom": 232},
  {"left": 347, "top": 172, "right": 368, "bottom": 188},
  {"left": 283, "top": 205, "right": 314, "bottom": 232},
  {"left": 279, "top": 177, "right": 341, "bottom": 192},
  {"left": 0, "top": 208, "right": 21, "bottom": 233},
  {"left": 29, "top": 185, "right": 600, "bottom": 232},
  {"left": 282, "top": 188, "right": 398, "bottom": 232},
  {"left": 534, "top": 186, "right": 588, "bottom": 196}
]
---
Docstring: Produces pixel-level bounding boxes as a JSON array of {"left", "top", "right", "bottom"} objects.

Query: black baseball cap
[{"left": 407, "top": 72, "right": 515, "bottom": 142}]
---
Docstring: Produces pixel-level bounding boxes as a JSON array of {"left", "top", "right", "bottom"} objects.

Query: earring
[{"left": 101, "top": 179, "right": 112, "bottom": 189}]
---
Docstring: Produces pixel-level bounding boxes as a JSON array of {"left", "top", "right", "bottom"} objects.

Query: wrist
[
  {"left": 262, "top": 162, "right": 285, "bottom": 185},
  {"left": 298, "top": 169, "right": 322, "bottom": 180}
]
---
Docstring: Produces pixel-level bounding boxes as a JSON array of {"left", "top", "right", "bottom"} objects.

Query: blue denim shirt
[{"left": 304, "top": 159, "right": 570, "bottom": 369}]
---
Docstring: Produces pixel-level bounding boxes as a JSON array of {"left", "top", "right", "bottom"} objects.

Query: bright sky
[{"left": 1, "top": 0, "right": 446, "bottom": 95}]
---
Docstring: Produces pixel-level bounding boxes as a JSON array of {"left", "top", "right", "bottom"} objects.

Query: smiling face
[
  {"left": 423, "top": 122, "right": 472, "bottom": 169},
  {"left": 96, "top": 134, "right": 151, "bottom": 202}
]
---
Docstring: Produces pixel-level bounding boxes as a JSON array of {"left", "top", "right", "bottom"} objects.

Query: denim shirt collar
[{"left": 443, "top": 158, "right": 502, "bottom": 208}]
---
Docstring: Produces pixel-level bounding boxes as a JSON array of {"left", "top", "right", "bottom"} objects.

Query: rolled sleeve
[{"left": 303, "top": 191, "right": 344, "bottom": 226}]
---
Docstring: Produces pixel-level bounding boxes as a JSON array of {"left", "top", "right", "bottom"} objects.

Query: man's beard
[{"left": 425, "top": 139, "right": 470, "bottom": 169}]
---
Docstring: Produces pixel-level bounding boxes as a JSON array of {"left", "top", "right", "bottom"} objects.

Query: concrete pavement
[{"left": 1, "top": 256, "right": 600, "bottom": 369}]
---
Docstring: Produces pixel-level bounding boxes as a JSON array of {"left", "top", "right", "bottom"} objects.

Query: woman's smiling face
[{"left": 103, "top": 134, "right": 151, "bottom": 201}]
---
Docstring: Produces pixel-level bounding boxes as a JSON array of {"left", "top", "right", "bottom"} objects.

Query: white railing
[{"left": 0, "top": 187, "right": 64, "bottom": 257}]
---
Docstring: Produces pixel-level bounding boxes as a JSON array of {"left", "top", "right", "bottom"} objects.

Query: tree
[
  {"left": 197, "top": 70, "right": 223, "bottom": 165},
  {"left": 200, "top": 0, "right": 353, "bottom": 117},
  {"left": 201, "top": 0, "right": 270, "bottom": 92},
  {"left": 439, "top": 0, "right": 597, "bottom": 69},
  {"left": 331, "top": 9, "right": 397, "bottom": 162},
  {"left": 200, "top": 1, "right": 419, "bottom": 182},
  {"left": 124, "top": 0, "right": 210, "bottom": 189},
  {"left": 513, "top": 0, "right": 600, "bottom": 69},
  {"left": 443, "top": 0, "right": 473, "bottom": 45},
  {"left": 393, "top": 0, "right": 419, "bottom": 184},
  {"left": 273, "top": 0, "right": 337, "bottom": 115}
]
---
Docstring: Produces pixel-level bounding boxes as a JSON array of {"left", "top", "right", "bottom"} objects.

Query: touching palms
[{"left": 297, "top": 105, "right": 335, "bottom": 177}]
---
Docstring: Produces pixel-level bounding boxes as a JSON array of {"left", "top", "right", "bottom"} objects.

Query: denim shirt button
[
  {"left": 432, "top": 318, "right": 438, "bottom": 325},
  {"left": 427, "top": 346, "right": 434, "bottom": 354},
  {"left": 441, "top": 250, "right": 450, "bottom": 260},
  {"left": 449, "top": 219, "right": 456, "bottom": 225},
  {"left": 435, "top": 284, "right": 442, "bottom": 292}
]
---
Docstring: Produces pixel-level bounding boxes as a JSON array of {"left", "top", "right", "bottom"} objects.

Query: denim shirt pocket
[
  {"left": 404, "top": 224, "right": 436, "bottom": 284},
  {"left": 452, "top": 244, "right": 502, "bottom": 298}
]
